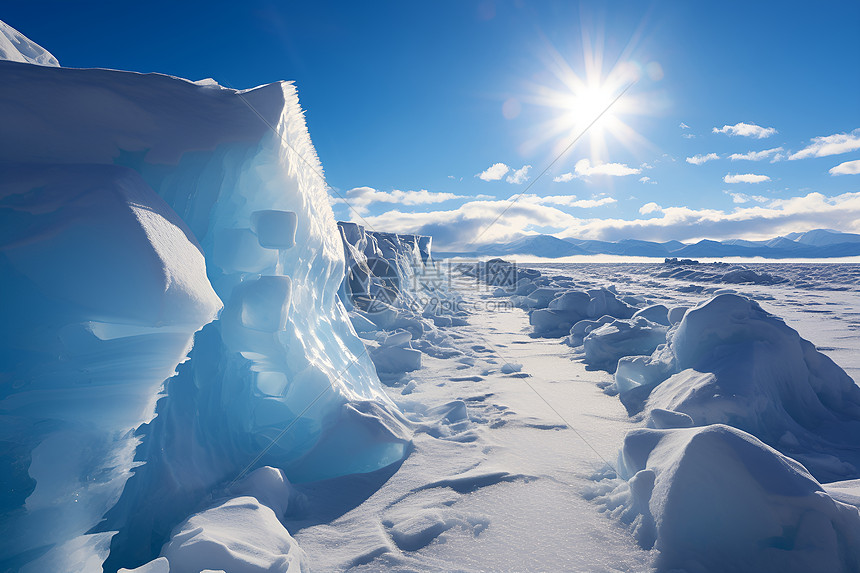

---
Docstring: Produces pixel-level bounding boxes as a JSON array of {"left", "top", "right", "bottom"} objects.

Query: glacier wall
[
  {"left": 0, "top": 60, "right": 410, "bottom": 572},
  {"left": 0, "top": 163, "right": 221, "bottom": 571}
]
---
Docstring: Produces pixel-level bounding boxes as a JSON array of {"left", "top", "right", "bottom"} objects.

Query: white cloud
[
  {"left": 682, "top": 133, "right": 696, "bottom": 139},
  {"left": 713, "top": 122, "right": 777, "bottom": 139},
  {"left": 724, "top": 173, "right": 771, "bottom": 184},
  {"left": 725, "top": 191, "right": 768, "bottom": 204},
  {"left": 361, "top": 198, "right": 583, "bottom": 248},
  {"left": 506, "top": 164, "right": 532, "bottom": 184},
  {"left": 571, "top": 158, "right": 641, "bottom": 178},
  {"left": 520, "top": 194, "right": 617, "bottom": 208},
  {"left": 639, "top": 202, "right": 662, "bottom": 214},
  {"left": 679, "top": 122, "right": 690, "bottom": 129},
  {"left": 686, "top": 153, "right": 720, "bottom": 165},
  {"left": 477, "top": 162, "right": 510, "bottom": 181},
  {"left": 789, "top": 130, "right": 860, "bottom": 160},
  {"left": 555, "top": 160, "right": 641, "bottom": 181},
  {"left": 729, "top": 147, "right": 784, "bottom": 161},
  {"left": 357, "top": 191, "right": 860, "bottom": 249},
  {"left": 830, "top": 159, "right": 860, "bottom": 176},
  {"left": 342, "top": 186, "right": 465, "bottom": 214},
  {"left": 638, "top": 176, "right": 655, "bottom": 184}
]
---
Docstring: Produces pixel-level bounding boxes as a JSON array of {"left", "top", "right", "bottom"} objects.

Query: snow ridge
[{"left": 0, "top": 20, "right": 59, "bottom": 67}]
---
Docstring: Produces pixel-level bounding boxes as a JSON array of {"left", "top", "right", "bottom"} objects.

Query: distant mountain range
[{"left": 437, "top": 229, "right": 860, "bottom": 259}]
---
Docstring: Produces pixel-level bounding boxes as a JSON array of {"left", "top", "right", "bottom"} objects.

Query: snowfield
[{"left": 3, "top": 21, "right": 860, "bottom": 573}]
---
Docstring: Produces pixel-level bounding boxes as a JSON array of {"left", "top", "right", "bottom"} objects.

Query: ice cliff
[{"left": 0, "top": 39, "right": 411, "bottom": 572}]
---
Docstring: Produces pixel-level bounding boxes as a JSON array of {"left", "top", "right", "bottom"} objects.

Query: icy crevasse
[{"left": 0, "top": 59, "right": 410, "bottom": 571}]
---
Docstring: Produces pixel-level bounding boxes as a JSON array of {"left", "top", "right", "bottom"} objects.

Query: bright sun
[{"left": 520, "top": 25, "right": 656, "bottom": 164}]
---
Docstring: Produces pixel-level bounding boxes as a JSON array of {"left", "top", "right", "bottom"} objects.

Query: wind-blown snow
[{"left": 0, "top": 20, "right": 59, "bottom": 66}]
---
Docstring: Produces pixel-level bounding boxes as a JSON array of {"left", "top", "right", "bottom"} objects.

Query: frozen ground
[{"left": 288, "top": 262, "right": 860, "bottom": 571}]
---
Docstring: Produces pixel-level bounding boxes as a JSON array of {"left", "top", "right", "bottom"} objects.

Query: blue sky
[{"left": 6, "top": 1, "right": 860, "bottom": 248}]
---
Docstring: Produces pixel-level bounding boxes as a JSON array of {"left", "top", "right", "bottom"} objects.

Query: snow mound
[
  {"left": 0, "top": 20, "right": 59, "bottom": 66},
  {"left": 616, "top": 293, "right": 860, "bottom": 481},
  {"left": 461, "top": 259, "right": 636, "bottom": 337},
  {"left": 594, "top": 424, "right": 860, "bottom": 572},
  {"left": 159, "top": 496, "right": 308, "bottom": 573},
  {"left": 526, "top": 287, "right": 635, "bottom": 337},
  {"left": 126, "top": 467, "right": 308, "bottom": 573},
  {"left": 580, "top": 317, "right": 668, "bottom": 372}
]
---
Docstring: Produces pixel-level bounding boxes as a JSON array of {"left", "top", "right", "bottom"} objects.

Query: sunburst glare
[{"left": 521, "top": 23, "right": 659, "bottom": 164}]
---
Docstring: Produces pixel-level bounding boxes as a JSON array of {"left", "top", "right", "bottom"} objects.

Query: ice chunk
[
  {"left": 586, "top": 288, "right": 635, "bottom": 319},
  {"left": 213, "top": 228, "right": 278, "bottom": 273},
  {"left": 548, "top": 290, "right": 590, "bottom": 313},
  {"left": 500, "top": 362, "right": 523, "bottom": 374},
  {"left": 525, "top": 287, "right": 562, "bottom": 309},
  {"left": 371, "top": 344, "right": 423, "bottom": 373},
  {"left": 0, "top": 61, "right": 413, "bottom": 571},
  {"left": 251, "top": 210, "right": 298, "bottom": 250},
  {"left": 666, "top": 305, "right": 688, "bottom": 325},
  {"left": 567, "top": 315, "right": 615, "bottom": 347}
]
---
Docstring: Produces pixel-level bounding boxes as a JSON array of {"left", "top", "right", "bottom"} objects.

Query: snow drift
[
  {"left": 593, "top": 424, "right": 860, "bottom": 572},
  {"left": 462, "top": 259, "right": 636, "bottom": 338},
  {"left": 614, "top": 293, "right": 860, "bottom": 482},
  {"left": 0, "top": 46, "right": 410, "bottom": 571}
]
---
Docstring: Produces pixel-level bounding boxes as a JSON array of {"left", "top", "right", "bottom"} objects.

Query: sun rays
[{"left": 520, "top": 20, "right": 660, "bottom": 165}]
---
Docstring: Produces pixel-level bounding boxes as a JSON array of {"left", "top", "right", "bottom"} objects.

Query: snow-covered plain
[{"left": 282, "top": 260, "right": 860, "bottom": 572}]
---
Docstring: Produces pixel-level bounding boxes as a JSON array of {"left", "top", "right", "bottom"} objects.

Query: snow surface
[{"left": 0, "top": 20, "right": 59, "bottom": 66}]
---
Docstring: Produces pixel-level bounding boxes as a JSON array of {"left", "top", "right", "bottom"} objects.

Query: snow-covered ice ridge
[
  {"left": 0, "top": 34, "right": 440, "bottom": 571},
  {"left": 0, "top": 20, "right": 59, "bottom": 66},
  {"left": 338, "top": 222, "right": 467, "bottom": 376},
  {"left": 472, "top": 259, "right": 860, "bottom": 571}
]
